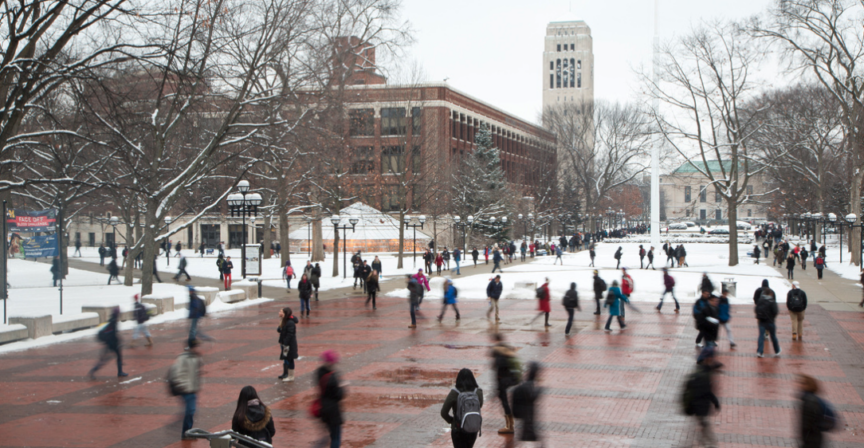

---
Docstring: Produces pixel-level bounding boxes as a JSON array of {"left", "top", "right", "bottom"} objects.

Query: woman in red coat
[
  {"left": 435, "top": 253, "right": 444, "bottom": 275},
  {"left": 531, "top": 278, "right": 552, "bottom": 327}
]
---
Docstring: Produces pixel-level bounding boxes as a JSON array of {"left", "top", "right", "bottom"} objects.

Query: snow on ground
[
  {"left": 68, "top": 246, "right": 431, "bottom": 292},
  {"left": 387, "top": 242, "right": 790, "bottom": 305},
  {"left": 783, "top": 234, "right": 862, "bottom": 284}
]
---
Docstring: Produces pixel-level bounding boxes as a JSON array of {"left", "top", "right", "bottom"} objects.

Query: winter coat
[
  {"left": 563, "top": 286, "right": 579, "bottom": 309},
  {"left": 310, "top": 266, "right": 321, "bottom": 288},
  {"left": 232, "top": 404, "right": 275, "bottom": 447},
  {"left": 614, "top": 248, "right": 622, "bottom": 260},
  {"left": 107, "top": 260, "right": 119, "bottom": 276},
  {"left": 408, "top": 279, "right": 422, "bottom": 305},
  {"left": 172, "top": 351, "right": 202, "bottom": 394},
  {"left": 799, "top": 391, "right": 825, "bottom": 448},
  {"left": 222, "top": 261, "right": 233, "bottom": 274},
  {"left": 278, "top": 315, "right": 299, "bottom": 360},
  {"left": 491, "top": 343, "right": 518, "bottom": 389},
  {"left": 695, "top": 301, "right": 720, "bottom": 341},
  {"left": 647, "top": 250, "right": 654, "bottom": 261},
  {"left": 689, "top": 364, "right": 720, "bottom": 417},
  {"left": 413, "top": 272, "right": 430, "bottom": 291},
  {"left": 592, "top": 275, "right": 606, "bottom": 296},
  {"left": 718, "top": 296, "right": 731, "bottom": 323},
  {"left": 472, "top": 249, "right": 479, "bottom": 261},
  {"left": 700, "top": 276, "right": 714, "bottom": 293},
  {"left": 663, "top": 272, "right": 675, "bottom": 290},
  {"left": 786, "top": 257, "right": 796, "bottom": 269},
  {"left": 444, "top": 285, "right": 458, "bottom": 305},
  {"left": 753, "top": 280, "right": 775, "bottom": 304},
  {"left": 493, "top": 250, "right": 503, "bottom": 263},
  {"left": 188, "top": 293, "right": 206, "bottom": 319},
  {"left": 537, "top": 283, "right": 551, "bottom": 312},
  {"left": 298, "top": 279, "right": 313, "bottom": 300},
  {"left": 134, "top": 302, "right": 149, "bottom": 324},
  {"left": 371, "top": 260, "right": 382, "bottom": 274},
  {"left": 315, "top": 365, "right": 344, "bottom": 426},
  {"left": 453, "top": 250, "right": 461, "bottom": 262},
  {"left": 440, "top": 386, "right": 484, "bottom": 432},
  {"left": 487, "top": 280, "right": 503, "bottom": 300},
  {"left": 442, "top": 250, "right": 450, "bottom": 261},
  {"left": 787, "top": 289, "right": 808, "bottom": 312},
  {"left": 604, "top": 286, "right": 628, "bottom": 316},
  {"left": 435, "top": 254, "right": 444, "bottom": 267},
  {"left": 514, "top": 380, "right": 541, "bottom": 441},
  {"left": 366, "top": 276, "right": 379, "bottom": 293},
  {"left": 99, "top": 314, "right": 121, "bottom": 349},
  {"left": 621, "top": 274, "right": 634, "bottom": 296},
  {"left": 755, "top": 295, "right": 779, "bottom": 323}
]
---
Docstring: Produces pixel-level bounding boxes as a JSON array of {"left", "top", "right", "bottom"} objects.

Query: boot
[
  {"left": 278, "top": 365, "right": 288, "bottom": 380},
  {"left": 498, "top": 414, "right": 514, "bottom": 434},
  {"left": 146, "top": 337, "right": 153, "bottom": 347},
  {"left": 283, "top": 369, "right": 295, "bottom": 382}
]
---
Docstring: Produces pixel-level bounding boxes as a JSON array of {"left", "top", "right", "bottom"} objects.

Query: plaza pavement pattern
[{"left": 0, "top": 271, "right": 863, "bottom": 447}]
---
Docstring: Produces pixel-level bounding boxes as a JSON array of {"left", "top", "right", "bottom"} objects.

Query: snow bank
[{"left": 604, "top": 235, "right": 753, "bottom": 245}]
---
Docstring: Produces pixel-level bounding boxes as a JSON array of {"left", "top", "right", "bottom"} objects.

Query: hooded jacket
[
  {"left": 278, "top": 315, "right": 299, "bottom": 360},
  {"left": 232, "top": 404, "right": 275, "bottom": 446},
  {"left": 753, "top": 280, "right": 775, "bottom": 304},
  {"left": 487, "top": 279, "right": 503, "bottom": 299}
]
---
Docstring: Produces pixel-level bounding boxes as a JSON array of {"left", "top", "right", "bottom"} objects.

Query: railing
[{"left": 184, "top": 429, "right": 274, "bottom": 448}]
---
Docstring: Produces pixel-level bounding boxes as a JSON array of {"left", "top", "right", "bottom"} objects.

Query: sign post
[{"left": 244, "top": 244, "right": 262, "bottom": 276}]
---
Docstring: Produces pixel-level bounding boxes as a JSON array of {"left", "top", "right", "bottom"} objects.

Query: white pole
[{"left": 650, "top": 0, "right": 661, "bottom": 249}]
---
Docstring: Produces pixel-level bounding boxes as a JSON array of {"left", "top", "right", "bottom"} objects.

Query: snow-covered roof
[{"left": 288, "top": 202, "right": 432, "bottom": 241}]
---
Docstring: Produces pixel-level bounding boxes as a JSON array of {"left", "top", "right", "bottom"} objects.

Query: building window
[
  {"left": 715, "top": 188, "right": 721, "bottom": 203},
  {"left": 570, "top": 43, "right": 574, "bottom": 50},
  {"left": 700, "top": 209, "right": 706, "bottom": 220},
  {"left": 746, "top": 185, "right": 753, "bottom": 196},
  {"left": 556, "top": 59, "right": 561, "bottom": 88},
  {"left": 577, "top": 60, "right": 582, "bottom": 69},
  {"left": 685, "top": 209, "right": 691, "bottom": 217},
  {"left": 350, "top": 146, "right": 374, "bottom": 174},
  {"left": 411, "top": 107, "right": 421, "bottom": 134},
  {"left": 411, "top": 185, "right": 422, "bottom": 209},
  {"left": 562, "top": 58, "right": 569, "bottom": 88},
  {"left": 684, "top": 186, "right": 691, "bottom": 202},
  {"left": 577, "top": 72, "right": 581, "bottom": 88},
  {"left": 549, "top": 61, "right": 553, "bottom": 70},
  {"left": 747, "top": 209, "right": 752, "bottom": 217},
  {"left": 380, "top": 107, "right": 406, "bottom": 135},
  {"left": 382, "top": 146, "right": 404, "bottom": 173},
  {"left": 715, "top": 209, "right": 722, "bottom": 220},
  {"left": 570, "top": 58, "right": 575, "bottom": 88},
  {"left": 349, "top": 109, "right": 374, "bottom": 136},
  {"left": 699, "top": 186, "right": 707, "bottom": 202},
  {"left": 383, "top": 188, "right": 400, "bottom": 212},
  {"left": 411, "top": 146, "right": 421, "bottom": 174},
  {"left": 557, "top": 44, "right": 561, "bottom": 51},
  {"left": 549, "top": 74, "right": 553, "bottom": 89}
]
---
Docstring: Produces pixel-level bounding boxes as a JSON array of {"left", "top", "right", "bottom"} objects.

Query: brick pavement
[{"left": 0, "top": 271, "right": 863, "bottom": 447}]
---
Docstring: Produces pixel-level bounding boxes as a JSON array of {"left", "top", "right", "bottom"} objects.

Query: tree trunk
[
  {"left": 140, "top": 206, "right": 158, "bottom": 296},
  {"left": 58, "top": 207, "right": 68, "bottom": 277},
  {"left": 312, "top": 218, "right": 324, "bottom": 262},
  {"left": 332, "top": 227, "right": 339, "bottom": 277},
  {"left": 279, "top": 211, "right": 290, "bottom": 264},
  {"left": 727, "top": 198, "right": 739, "bottom": 266},
  {"left": 850, "top": 168, "right": 863, "bottom": 266},
  {"left": 262, "top": 213, "right": 273, "bottom": 260},
  {"left": 123, "top": 224, "right": 135, "bottom": 286},
  {"left": 397, "top": 210, "right": 405, "bottom": 269}
]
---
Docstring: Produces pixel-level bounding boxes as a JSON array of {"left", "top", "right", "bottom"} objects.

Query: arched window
[
  {"left": 562, "top": 59, "right": 569, "bottom": 88},
  {"left": 570, "top": 58, "right": 575, "bottom": 88},
  {"left": 556, "top": 59, "right": 561, "bottom": 88}
]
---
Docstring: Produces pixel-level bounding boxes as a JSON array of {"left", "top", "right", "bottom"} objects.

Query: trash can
[{"left": 721, "top": 278, "right": 736, "bottom": 297}]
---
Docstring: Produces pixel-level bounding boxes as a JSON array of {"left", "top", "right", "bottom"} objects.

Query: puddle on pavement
[
  {"left": 374, "top": 366, "right": 480, "bottom": 387},
  {"left": 369, "top": 393, "right": 442, "bottom": 407}
]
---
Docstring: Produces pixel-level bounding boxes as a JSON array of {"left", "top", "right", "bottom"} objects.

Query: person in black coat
[
  {"left": 688, "top": 347, "right": 720, "bottom": 448},
  {"left": 592, "top": 270, "right": 606, "bottom": 315},
  {"left": 485, "top": 275, "right": 504, "bottom": 322},
  {"left": 695, "top": 294, "right": 720, "bottom": 347},
  {"left": 797, "top": 374, "right": 826, "bottom": 448},
  {"left": 107, "top": 257, "right": 120, "bottom": 284},
  {"left": 316, "top": 351, "right": 345, "bottom": 448},
  {"left": 89, "top": 307, "right": 128, "bottom": 378},
  {"left": 614, "top": 246, "right": 623, "bottom": 269},
  {"left": 753, "top": 279, "right": 775, "bottom": 304},
  {"left": 563, "top": 282, "right": 580, "bottom": 336},
  {"left": 472, "top": 248, "right": 479, "bottom": 265},
  {"left": 51, "top": 256, "right": 61, "bottom": 286},
  {"left": 491, "top": 333, "right": 518, "bottom": 434},
  {"left": 700, "top": 273, "right": 714, "bottom": 294},
  {"left": 297, "top": 274, "right": 312, "bottom": 318},
  {"left": 513, "top": 362, "right": 543, "bottom": 442},
  {"left": 277, "top": 307, "right": 298, "bottom": 381},
  {"left": 365, "top": 270, "right": 380, "bottom": 309},
  {"left": 786, "top": 254, "right": 796, "bottom": 279},
  {"left": 231, "top": 386, "right": 275, "bottom": 447}
]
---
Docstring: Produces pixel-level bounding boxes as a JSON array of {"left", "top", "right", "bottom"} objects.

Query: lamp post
[
  {"left": 404, "top": 215, "right": 427, "bottom": 268},
  {"left": 330, "top": 215, "right": 358, "bottom": 279},
  {"left": 618, "top": 210, "right": 625, "bottom": 230},
  {"left": 163, "top": 216, "right": 171, "bottom": 266},
  {"left": 829, "top": 213, "right": 842, "bottom": 263},
  {"left": 304, "top": 216, "right": 313, "bottom": 256},
  {"left": 845, "top": 213, "right": 864, "bottom": 271},
  {"left": 452, "top": 215, "right": 473, "bottom": 254},
  {"left": 489, "top": 216, "right": 508, "bottom": 241},
  {"left": 227, "top": 180, "right": 262, "bottom": 278}
]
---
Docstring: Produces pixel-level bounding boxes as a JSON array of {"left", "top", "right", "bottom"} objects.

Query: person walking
[
  {"left": 152, "top": 259, "right": 163, "bottom": 283},
  {"left": 787, "top": 281, "right": 808, "bottom": 341},
  {"left": 453, "top": 248, "right": 462, "bottom": 275},
  {"left": 424, "top": 249, "right": 433, "bottom": 275},
  {"left": 753, "top": 245, "right": 761, "bottom": 264},
  {"left": 216, "top": 254, "right": 225, "bottom": 282},
  {"left": 298, "top": 273, "right": 312, "bottom": 318},
  {"left": 74, "top": 239, "right": 82, "bottom": 257},
  {"left": 175, "top": 241, "right": 182, "bottom": 257},
  {"left": 491, "top": 333, "right": 518, "bottom": 435},
  {"left": 797, "top": 374, "right": 836, "bottom": 448},
  {"left": 486, "top": 275, "right": 504, "bottom": 322},
  {"left": 107, "top": 257, "right": 120, "bottom": 285},
  {"left": 492, "top": 248, "right": 503, "bottom": 273},
  {"left": 365, "top": 270, "right": 380, "bottom": 310},
  {"left": 311, "top": 263, "right": 321, "bottom": 301},
  {"left": 413, "top": 269, "right": 430, "bottom": 310},
  {"left": 718, "top": 288, "right": 736, "bottom": 348},
  {"left": 222, "top": 256, "right": 234, "bottom": 290},
  {"left": 231, "top": 386, "right": 275, "bottom": 446},
  {"left": 520, "top": 242, "right": 527, "bottom": 262},
  {"left": 753, "top": 279, "right": 775, "bottom": 304},
  {"left": 657, "top": 268, "right": 680, "bottom": 313},
  {"left": 352, "top": 252, "right": 363, "bottom": 289},
  {"left": 755, "top": 289, "right": 781, "bottom": 358},
  {"left": 131, "top": 294, "right": 153, "bottom": 347},
  {"left": 442, "top": 248, "right": 451, "bottom": 270},
  {"left": 438, "top": 278, "right": 461, "bottom": 322},
  {"left": 89, "top": 307, "right": 128, "bottom": 379},
  {"left": 695, "top": 293, "right": 721, "bottom": 348},
  {"left": 284, "top": 261, "right": 295, "bottom": 291},
  {"left": 592, "top": 270, "right": 606, "bottom": 316},
  {"left": 371, "top": 256, "right": 382, "bottom": 277},
  {"left": 563, "top": 282, "right": 580, "bottom": 337},
  {"left": 171, "top": 339, "right": 202, "bottom": 440},
  {"left": 435, "top": 252, "right": 444, "bottom": 276},
  {"left": 51, "top": 256, "right": 61, "bottom": 287},
  {"left": 677, "top": 244, "right": 688, "bottom": 267},
  {"left": 638, "top": 245, "right": 646, "bottom": 269},
  {"left": 614, "top": 246, "right": 623, "bottom": 269},
  {"left": 786, "top": 253, "right": 796, "bottom": 279},
  {"left": 814, "top": 254, "right": 825, "bottom": 279},
  {"left": 800, "top": 246, "right": 808, "bottom": 270},
  {"left": 511, "top": 362, "right": 543, "bottom": 444},
  {"left": 530, "top": 278, "right": 552, "bottom": 327},
  {"left": 407, "top": 275, "right": 421, "bottom": 328},
  {"left": 173, "top": 254, "right": 191, "bottom": 281},
  {"left": 554, "top": 245, "right": 563, "bottom": 265},
  {"left": 314, "top": 350, "right": 345, "bottom": 448},
  {"left": 440, "top": 368, "right": 484, "bottom": 448},
  {"left": 683, "top": 346, "right": 721, "bottom": 448},
  {"left": 187, "top": 286, "right": 212, "bottom": 345},
  {"left": 277, "top": 307, "right": 298, "bottom": 381},
  {"left": 98, "top": 243, "right": 106, "bottom": 266},
  {"left": 589, "top": 244, "right": 596, "bottom": 267},
  {"left": 603, "top": 280, "right": 629, "bottom": 331},
  {"left": 198, "top": 242, "right": 205, "bottom": 258},
  {"left": 472, "top": 247, "right": 479, "bottom": 266},
  {"left": 693, "top": 290, "right": 712, "bottom": 348},
  {"left": 664, "top": 242, "right": 675, "bottom": 267},
  {"left": 646, "top": 246, "right": 655, "bottom": 269},
  {"left": 700, "top": 273, "right": 714, "bottom": 295}
]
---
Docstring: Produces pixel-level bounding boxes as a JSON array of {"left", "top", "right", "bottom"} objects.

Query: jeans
[
  {"left": 658, "top": 288, "right": 679, "bottom": 310},
  {"left": 300, "top": 298, "right": 310, "bottom": 314},
  {"left": 365, "top": 291, "right": 376, "bottom": 308},
  {"left": 492, "top": 261, "right": 502, "bottom": 273},
  {"left": 486, "top": 299, "right": 500, "bottom": 320},
  {"left": 696, "top": 415, "right": 716, "bottom": 448},
  {"left": 91, "top": 344, "right": 123, "bottom": 375},
  {"left": 133, "top": 323, "right": 151, "bottom": 340},
  {"left": 286, "top": 277, "right": 292, "bottom": 289},
  {"left": 757, "top": 322, "right": 780, "bottom": 355},
  {"left": 182, "top": 393, "right": 196, "bottom": 438},
  {"left": 565, "top": 307, "right": 575, "bottom": 334},
  {"left": 722, "top": 322, "right": 734, "bottom": 344},
  {"left": 188, "top": 318, "right": 211, "bottom": 344},
  {"left": 410, "top": 303, "right": 416, "bottom": 325},
  {"left": 787, "top": 268, "right": 794, "bottom": 279},
  {"left": 605, "top": 315, "right": 624, "bottom": 330},
  {"left": 439, "top": 303, "right": 460, "bottom": 319},
  {"left": 594, "top": 293, "right": 602, "bottom": 314},
  {"left": 327, "top": 422, "right": 341, "bottom": 448},
  {"left": 454, "top": 260, "right": 461, "bottom": 274},
  {"left": 555, "top": 255, "right": 563, "bottom": 265},
  {"left": 174, "top": 268, "right": 191, "bottom": 281}
]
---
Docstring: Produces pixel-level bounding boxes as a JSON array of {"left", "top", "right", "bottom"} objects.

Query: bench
[
  {"left": 52, "top": 312, "right": 100, "bottom": 334},
  {"left": 82, "top": 303, "right": 155, "bottom": 323},
  {"left": 142, "top": 294, "right": 175, "bottom": 314},
  {"left": 232, "top": 280, "right": 258, "bottom": 300},
  {"left": 218, "top": 290, "right": 246, "bottom": 304},
  {"left": 0, "top": 324, "right": 28, "bottom": 344},
  {"left": 9, "top": 315, "right": 53, "bottom": 339},
  {"left": 195, "top": 287, "right": 219, "bottom": 306}
]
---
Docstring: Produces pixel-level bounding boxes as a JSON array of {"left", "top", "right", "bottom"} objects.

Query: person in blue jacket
[
  {"left": 604, "top": 280, "right": 629, "bottom": 331},
  {"left": 718, "top": 288, "right": 735, "bottom": 348},
  {"left": 437, "top": 278, "right": 460, "bottom": 322}
]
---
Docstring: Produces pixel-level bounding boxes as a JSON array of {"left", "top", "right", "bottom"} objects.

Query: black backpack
[
  {"left": 535, "top": 286, "right": 544, "bottom": 299},
  {"left": 563, "top": 290, "right": 579, "bottom": 309},
  {"left": 787, "top": 290, "right": 805, "bottom": 312},
  {"left": 604, "top": 291, "right": 616, "bottom": 306},
  {"left": 755, "top": 296, "right": 774, "bottom": 321}
]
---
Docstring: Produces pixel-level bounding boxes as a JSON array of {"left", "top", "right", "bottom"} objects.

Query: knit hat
[{"left": 320, "top": 350, "right": 339, "bottom": 364}]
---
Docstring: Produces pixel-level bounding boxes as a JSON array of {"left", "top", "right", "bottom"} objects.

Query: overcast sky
[{"left": 398, "top": 0, "right": 776, "bottom": 124}]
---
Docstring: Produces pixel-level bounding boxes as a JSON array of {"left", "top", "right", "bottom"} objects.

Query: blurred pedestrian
[
  {"left": 511, "top": 362, "right": 543, "bottom": 443},
  {"left": 485, "top": 275, "right": 503, "bottom": 322},
  {"left": 492, "top": 248, "right": 503, "bottom": 273},
  {"left": 604, "top": 280, "right": 629, "bottom": 331},
  {"left": 719, "top": 288, "right": 735, "bottom": 348},
  {"left": 277, "top": 307, "right": 298, "bottom": 381},
  {"left": 131, "top": 294, "right": 153, "bottom": 347},
  {"left": 187, "top": 286, "right": 212, "bottom": 345},
  {"left": 592, "top": 270, "right": 606, "bottom": 315},
  {"left": 311, "top": 263, "right": 321, "bottom": 301},
  {"left": 89, "top": 307, "right": 128, "bottom": 379},
  {"left": 614, "top": 246, "right": 622, "bottom": 269},
  {"left": 284, "top": 261, "right": 295, "bottom": 291},
  {"left": 407, "top": 275, "right": 421, "bottom": 328},
  {"left": 682, "top": 346, "right": 721, "bottom": 448},
  {"left": 298, "top": 273, "right": 312, "bottom": 318},
  {"left": 646, "top": 246, "right": 655, "bottom": 269},
  {"left": 173, "top": 254, "right": 191, "bottom": 281},
  {"left": 51, "top": 256, "right": 61, "bottom": 286},
  {"left": 438, "top": 278, "right": 460, "bottom": 322},
  {"left": 755, "top": 288, "right": 781, "bottom": 358},
  {"left": 222, "top": 256, "right": 234, "bottom": 290},
  {"left": 440, "top": 368, "right": 484, "bottom": 448},
  {"left": 314, "top": 350, "right": 345, "bottom": 448},
  {"left": 797, "top": 374, "right": 837, "bottom": 448},
  {"left": 563, "top": 282, "right": 580, "bottom": 337},
  {"left": 365, "top": 270, "right": 380, "bottom": 310},
  {"left": 491, "top": 333, "right": 518, "bottom": 434},
  {"left": 435, "top": 252, "right": 444, "bottom": 275},
  {"left": 107, "top": 257, "right": 120, "bottom": 284},
  {"left": 232, "top": 386, "right": 275, "bottom": 447},
  {"left": 657, "top": 268, "right": 680, "bottom": 313},
  {"left": 170, "top": 339, "right": 201, "bottom": 440},
  {"left": 530, "top": 278, "right": 551, "bottom": 327},
  {"left": 786, "top": 253, "right": 796, "bottom": 279}
]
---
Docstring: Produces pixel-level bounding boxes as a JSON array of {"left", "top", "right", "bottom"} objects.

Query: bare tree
[{"left": 750, "top": 0, "right": 864, "bottom": 265}]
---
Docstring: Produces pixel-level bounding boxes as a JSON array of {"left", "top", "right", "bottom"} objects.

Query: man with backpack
[
  {"left": 695, "top": 293, "right": 721, "bottom": 348},
  {"left": 682, "top": 346, "right": 721, "bottom": 448},
  {"left": 592, "top": 270, "right": 606, "bottom": 315},
  {"left": 187, "top": 286, "right": 212, "bottom": 346},
  {"left": 438, "top": 278, "right": 460, "bottom": 322},
  {"left": 814, "top": 254, "right": 826, "bottom": 279},
  {"left": 657, "top": 268, "right": 680, "bottom": 313},
  {"left": 614, "top": 246, "right": 623, "bottom": 269},
  {"left": 787, "top": 281, "right": 808, "bottom": 341},
  {"left": 563, "top": 282, "right": 580, "bottom": 337},
  {"left": 638, "top": 245, "right": 646, "bottom": 269},
  {"left": 491, "top": 333, "right": 518, "bottom": 435},
  {"left": 169, "top": 339, "right": 202, "bottom": 440},
  {"left": 486, "top": 275, "right": 503, "bottom": 322},
  {"left": 693, "top": 290, "right": 712, "bottom": 348},
  {"left": 89, "top": 307, "right": 128, "bottom": 379},
  {"left": 131, "top": 294, "right": 153, "bottom": 347},
  {"left": 173, "top": 254, "right": 191, "bottom": 281},
  {"left": 755, "top": 289, "right": 781, "bottom": 358}
]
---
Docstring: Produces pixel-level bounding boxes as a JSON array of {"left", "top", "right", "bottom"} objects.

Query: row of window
[
  {"left": 556, "top": 43, "right": 575, "bottom": 52},
  {"left": 685, "top": 209, "right": 754, "bottom": 219},
  {"left": 350, "top": 146, "right": 421, "bottom": 175},
  {"left": 683, "top": 185, "right": 754, "bottom": 203},
  {"left": 348, "top": 107, "right": 421, "bottom": 137},
  {"left": 549, "top": 59, "right": 581, "bottom": 89},
  {"left": 450, "top": 111, "right": 554, "bottom": 158}
]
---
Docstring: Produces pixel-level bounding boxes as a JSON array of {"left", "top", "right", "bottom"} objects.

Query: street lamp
[
  {"left": 489, "top": 216, "right": 508, "bottom": 241},
  {"left": 226, "top": 180, "right": 262, "bottom": 278},
  {"left": 845, "top": 213, "right": 864, "bottom": 271},
  {"left": 829, "top": 213, "right": 843, "bottom": 263},
  {"left": 109, "top": 216, "right": 120, "bottom": 247},
  {"left": 330, "top": 215, "right": 358, "bottom": 279},
  {"left": 303, "top": 216, "right": 313, "bottom": 256},
  {"left": 452, "top": 215, "right": 473, "bottom": 254},
  {"left": 164, "top": 216, "right": 172, "bottom": 266},
  {"left": 404, "top": 215, "right": 427, "bottom": 268}
]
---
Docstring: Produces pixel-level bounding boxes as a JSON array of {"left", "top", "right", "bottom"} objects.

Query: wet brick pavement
[{"left": 0, "top": 294, "right": 863, "bottom": 447}]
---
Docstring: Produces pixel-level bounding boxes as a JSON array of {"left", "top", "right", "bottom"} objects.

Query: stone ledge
[
  {"left": 194, "top": 287, "right": 219, "bottom": 306},
  {"left": 52, "top": 312, "right": 100, "bottom": 334},
  {"left": 9, "top": 315, "right": 53, "bottom": 339},
  {"left": 0, "top": 324, "right": 29, "bottom": 344},
  {"left": 142, "top": 294, "right": 174, "bottom": 314},
  {"left": 218, "top": 290, "right": 246, "bottom": 304}
]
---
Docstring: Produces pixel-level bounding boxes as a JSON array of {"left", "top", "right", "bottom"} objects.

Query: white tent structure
[{"left": 288, "top": 202, "right": 432, "bottom": 252}]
